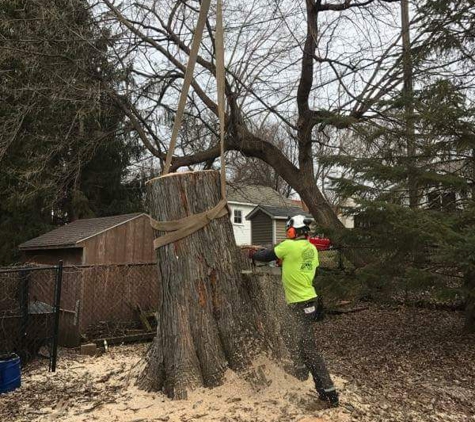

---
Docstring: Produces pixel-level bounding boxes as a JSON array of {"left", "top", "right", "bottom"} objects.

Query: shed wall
[
  {"left": 251, "top": 211, "right": 273, "bottom": 246},
  {"left": 275, "top": 220, "right": 288, "bottom": 243},
  {"left": 22, "top": 248, "right": 83, "bottom": 266},
  {"left": 80, "top": 215, "right": 155, "bottom": 265}
]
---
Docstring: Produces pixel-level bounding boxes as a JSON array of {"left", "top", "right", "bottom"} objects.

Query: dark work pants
[{"left": 284, "top": 300, "right": 335, "bottom": 393}]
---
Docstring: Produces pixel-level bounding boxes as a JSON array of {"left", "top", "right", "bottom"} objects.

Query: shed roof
[
  {"left": 246, "top": 205, "right": 313, "bottom": 220},
  {"left": 19, "top": 213, "right": 145, "bottom": 250},
  {"left": 226, "top": 185, "right": 293, "bottom": 207}
]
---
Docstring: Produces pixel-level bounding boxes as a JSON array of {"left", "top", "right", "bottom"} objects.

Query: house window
[{"left": 234, "top": 209, "right": 243, "bottom": 224}]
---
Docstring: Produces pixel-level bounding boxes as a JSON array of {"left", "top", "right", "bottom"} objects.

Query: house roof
[
  {"left": 19, "top": 213, "right": 145, "bottom": 251},
  {"left": 226, "top": 185, "right": 293, "bottom": 207},
  {"left": 246, "top": 205, "right": 313, "bottom": 220}
]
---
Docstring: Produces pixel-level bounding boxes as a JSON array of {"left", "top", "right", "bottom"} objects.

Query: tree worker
[{"left": 249, "top": 215, "right": 339, "bottom": 408}]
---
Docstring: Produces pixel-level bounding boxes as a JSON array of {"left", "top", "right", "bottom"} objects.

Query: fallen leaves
[
  {"left": 0, "top": 307, "right": 473, "bottom": 422},
  {"left": 318, "top": 305, "right": 475, "bottom": 421}
]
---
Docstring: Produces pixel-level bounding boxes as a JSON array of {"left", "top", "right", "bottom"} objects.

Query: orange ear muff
[{"left": 286, "top": 227, "right": 296, "bottom": 239}]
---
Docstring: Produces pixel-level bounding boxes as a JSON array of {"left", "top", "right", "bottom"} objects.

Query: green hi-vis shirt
[{"left": 274, "top": 239, "right": 319, "bottom": 304}]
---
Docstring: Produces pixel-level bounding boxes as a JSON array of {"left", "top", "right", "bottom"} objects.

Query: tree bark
[{"left": 138, "top": 171, "right": 302, "bottom": 398}]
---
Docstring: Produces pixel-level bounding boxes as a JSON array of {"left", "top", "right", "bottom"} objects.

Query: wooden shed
[
  {"left": 246, "top": 205, "right": 313, "bottom": 246},
  {"left": 19, "top": 213, "right": 155, "bottom": 265}
]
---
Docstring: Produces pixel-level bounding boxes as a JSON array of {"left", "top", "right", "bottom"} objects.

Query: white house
[{"left": 227, "top": 185, "right": 294, "bottom": 245}]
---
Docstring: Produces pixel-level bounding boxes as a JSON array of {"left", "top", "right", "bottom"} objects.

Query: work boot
[
  {"left": 325, "top": 390, "right": 340, "bottom": 408},
  {"left": 316, "top": 388, "right": 339, "bottom": 408},
  {"left": 316, "top": 387, "right": 327, "bottom": 402}
]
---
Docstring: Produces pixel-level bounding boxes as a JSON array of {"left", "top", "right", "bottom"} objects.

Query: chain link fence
[
  {"left": 0, "top": 263, "right": 159, "bottom": 364},
  {"left": 0, "top": 264, "right": 62, "bottom": 371},
  {"left": 60, "top": 264, "right": 159, "bottom": 345}
]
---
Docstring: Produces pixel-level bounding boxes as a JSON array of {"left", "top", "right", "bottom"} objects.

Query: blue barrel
[{"left": 0, "top": 354, "right": 21, "bottom": 394}]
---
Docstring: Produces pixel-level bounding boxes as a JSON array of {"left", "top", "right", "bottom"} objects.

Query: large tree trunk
[{"left": 138, "top": 170, "right": 301, "bottom": 398}]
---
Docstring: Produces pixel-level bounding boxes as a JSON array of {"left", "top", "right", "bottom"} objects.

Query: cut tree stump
[{"left": 138, "top": 171, "right": 309, "bottom": 399}]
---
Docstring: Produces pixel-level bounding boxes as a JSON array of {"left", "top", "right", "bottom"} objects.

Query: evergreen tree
[
  {"left": 0, "top": 0, "right": 144, "bottom": 264},
  {"left": 325, "top": 0, "right": 475, "bottom": 331}
]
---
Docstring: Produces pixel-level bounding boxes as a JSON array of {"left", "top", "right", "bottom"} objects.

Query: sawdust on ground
[
  {"left": 2, "top": 305, "right": 474, "bottom": 422},
  {"left": 1, "top": 344, "right": 352, "bottom": 422}
]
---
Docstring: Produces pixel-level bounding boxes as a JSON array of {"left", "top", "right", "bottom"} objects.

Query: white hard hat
[{"left": 286, "top": 215, "right": 312, "bottom": 230}]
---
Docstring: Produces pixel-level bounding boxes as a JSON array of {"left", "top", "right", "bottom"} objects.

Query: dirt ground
[{"left": 1, "top": 306, "right": 474, "bottom": 422}]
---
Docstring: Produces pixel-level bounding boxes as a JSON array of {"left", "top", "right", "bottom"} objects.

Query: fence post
[
  {"left": 19, "top": 268, "right": 30, "bottom": 359},
  {"left": 50, "top": 260, "right": 63, "bottom": 372}
]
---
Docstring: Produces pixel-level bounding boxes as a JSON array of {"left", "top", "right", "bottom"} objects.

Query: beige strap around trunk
[
  {"left": 150, "top": 0, "right": 228, "bottom": 250},
  {"left": 150, "top": 199, "right": 228, "bottom": 249}
]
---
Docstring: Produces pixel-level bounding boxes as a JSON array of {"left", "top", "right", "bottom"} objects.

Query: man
[{"left": 249, "top": 215, "right": 339, "bottom": 408}]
